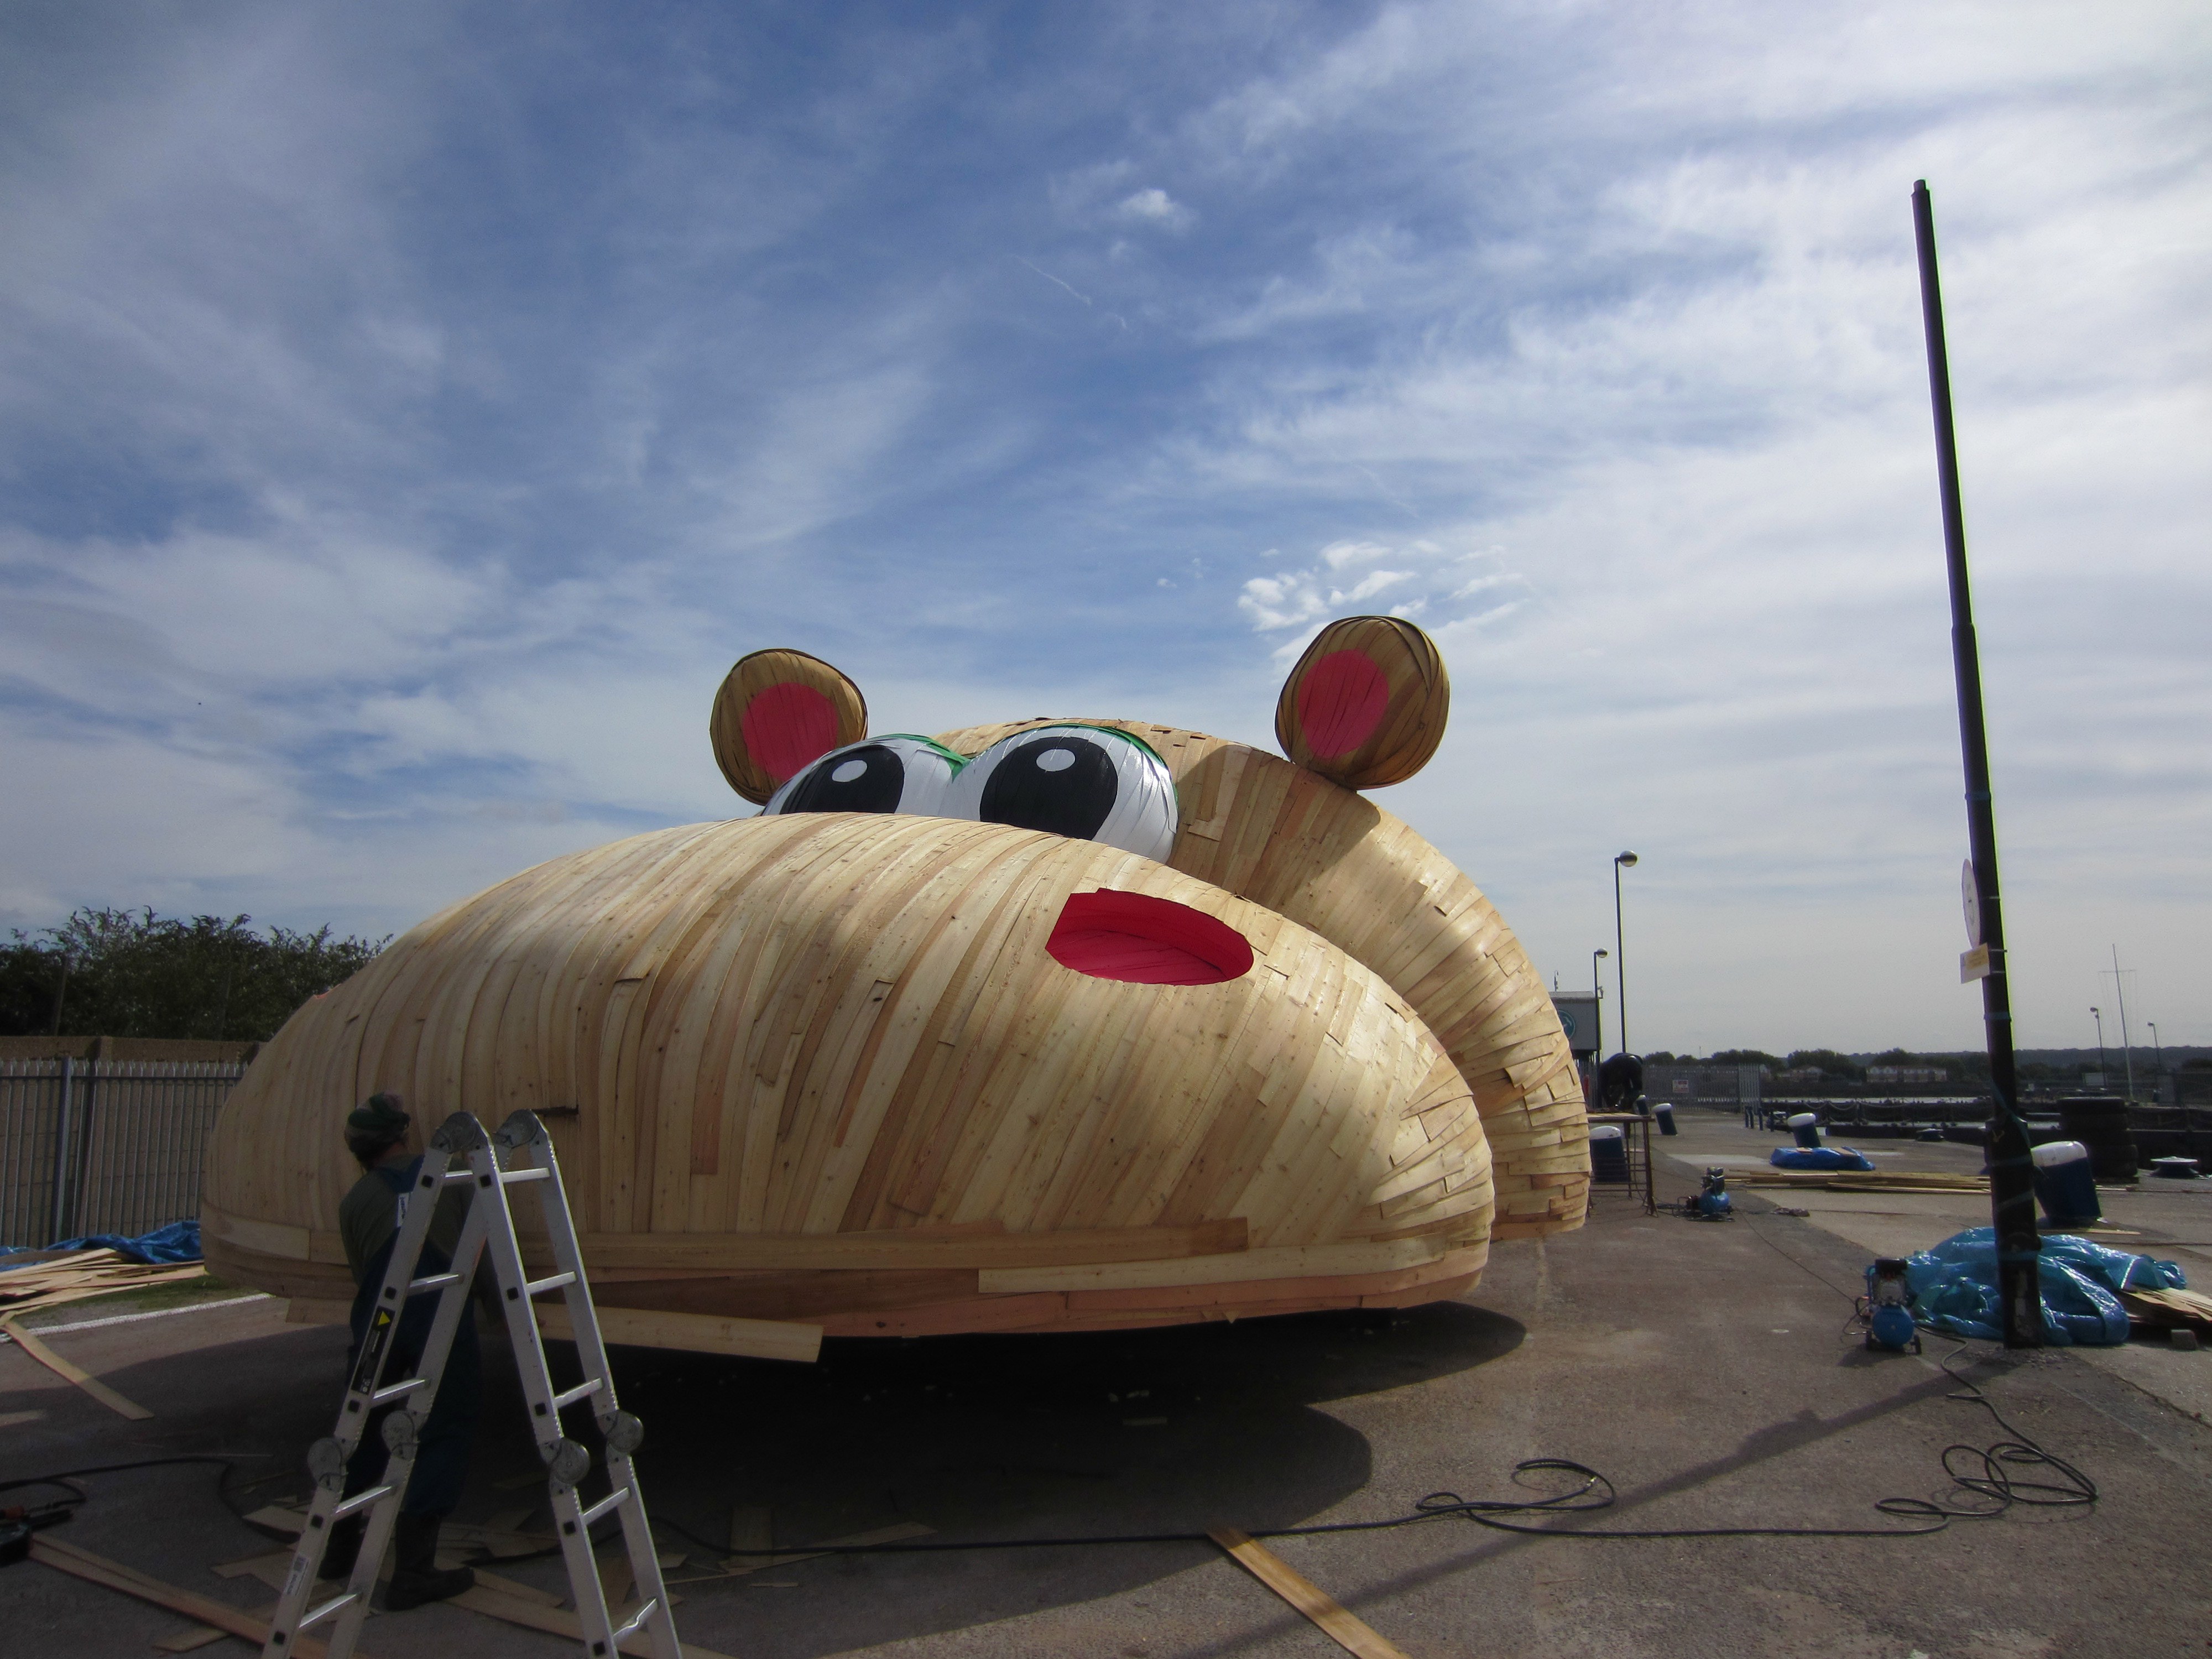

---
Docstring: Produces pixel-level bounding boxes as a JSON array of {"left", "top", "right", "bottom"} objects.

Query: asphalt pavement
[{"left": 7, "top": 1115, "right": 2212, "bottom": 1658}]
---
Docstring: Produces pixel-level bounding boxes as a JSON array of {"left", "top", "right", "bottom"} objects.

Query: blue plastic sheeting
[
  {"left": 0, "top": 1218, "right": 202, "bottom": 1268},
  {"left": 1770, "top": 1146, "right": 1877, "bottom": 1171},
  {"left": 1903, "top": 1226, "right": 2188, "bottom": 1346}
]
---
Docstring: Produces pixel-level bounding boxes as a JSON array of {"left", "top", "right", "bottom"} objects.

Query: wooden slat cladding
[
  {"left": 935, "top": 718, "right": 1588, "bottom": 1237},
  {"left": 203, "top": 814, "right": 1491, "bottom": 1336}
]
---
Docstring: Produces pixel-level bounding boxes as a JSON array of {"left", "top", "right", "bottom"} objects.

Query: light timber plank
[{"left": 1209, "top": 1527, "right": 1413, "bottom": 1659}]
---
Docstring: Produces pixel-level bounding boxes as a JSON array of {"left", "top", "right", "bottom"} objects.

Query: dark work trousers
[{"left": 343, "top": 1178, "right": 482, "bottom": 1519}]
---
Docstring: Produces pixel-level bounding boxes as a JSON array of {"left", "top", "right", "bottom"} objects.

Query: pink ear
[
  {"left": 1295, "top": 649, "right": 1391, "bottom": 759},
  {"left": 709, "top": 648, "right": 869, "bottom": 804},
  {"left": 1274, "top": 615, "right": 1450, "bottom": 789},
  {"left": 740, "top": 681, "right": 841, "bottom": 784}
]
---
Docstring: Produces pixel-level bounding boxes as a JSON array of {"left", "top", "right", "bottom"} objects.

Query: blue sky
[{"left": 3, "top": 2, "right": 2206, "bottom": 1053}]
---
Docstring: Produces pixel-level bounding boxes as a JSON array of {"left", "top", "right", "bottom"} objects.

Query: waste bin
[
  {"left": 1590, "top": 1124, "right": 1629, "bottom": 1183},
  {"left": 2030, "top": 1140, "right": 2100, "bottom": 1226}
]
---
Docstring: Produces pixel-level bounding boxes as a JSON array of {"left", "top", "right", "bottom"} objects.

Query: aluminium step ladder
[{"left": 261, "top": 1109, "right": 682, "bottom": 1659}]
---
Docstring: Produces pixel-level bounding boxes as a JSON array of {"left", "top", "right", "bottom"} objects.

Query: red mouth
[{"left": 1046, "top": 890, "right": 1254, "bottom": 986}]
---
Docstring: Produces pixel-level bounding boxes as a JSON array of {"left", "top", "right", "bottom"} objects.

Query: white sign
[
  {"left": 1961, "top": 859, "right": 1982, "bottom": 948},
  {"left": 1960, "top": 943, "right": 1991, "bottom": 983}
]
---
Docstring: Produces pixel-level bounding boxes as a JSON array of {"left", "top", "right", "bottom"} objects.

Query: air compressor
[
  {"left": 1861, "top": 1257, "right": 1923, "bottom": 1353},
  {"left": 1686, "top": 1166, "right": 1732, "bottom": 1220}
]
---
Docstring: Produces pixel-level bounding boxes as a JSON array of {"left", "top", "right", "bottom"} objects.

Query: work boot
[
  {"left": 384, "top": 1512, "right": 474, "bottom": 1610},
  {"left": 318, "top": 1515, "right": 364, "bottom": 1580}
]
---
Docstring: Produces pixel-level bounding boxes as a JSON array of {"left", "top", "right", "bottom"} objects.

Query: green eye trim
[
  {"left": 973, "top": 723, "right": 1166, "bottom": 767},
  {"left": 877, "top": 734, "right": 972, "bottom": 769}
]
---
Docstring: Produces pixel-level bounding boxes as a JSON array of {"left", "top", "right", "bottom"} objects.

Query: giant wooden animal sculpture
[{"left": 204, "top": 617, "right": 1588, "bottom": 1347}]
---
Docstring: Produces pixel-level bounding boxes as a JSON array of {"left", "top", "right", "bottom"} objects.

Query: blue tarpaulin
[
  {"left": 1903, "top": 1226, "right": 2187, "bottom": 1346},
  {"left": 0, "top": 1218, "right": 202, "bottom": 1267},
  {"left": 1770, "top": 1146, "right": 1877, "bottom": 1171}
]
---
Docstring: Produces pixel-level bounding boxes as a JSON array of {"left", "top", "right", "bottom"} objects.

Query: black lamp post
[
  {"left": 1591, "top": 949, "right": 1608, "bottom": 1098},
  {"left": 1916, "top": 179, "right": 2037, "bottom": 1347},
  {"left": 1612, "top": 853, "right": 1637, "bottom": 1056},
  {"left": 2091, "top": 1006, "right": 2107, "bottom": 1089}
]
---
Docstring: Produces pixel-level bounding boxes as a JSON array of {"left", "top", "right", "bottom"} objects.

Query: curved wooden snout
[
  {"left": 203, "top": 813, "right": 1494, "bottom": 1338},
  {"left": 935, "top": 719, "right": 1592, "bottom": 1240}
]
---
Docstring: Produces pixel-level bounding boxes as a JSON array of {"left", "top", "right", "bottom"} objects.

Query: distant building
[{"left": 1867, "top": 1065, "right": 1949, "bottom": 1084}]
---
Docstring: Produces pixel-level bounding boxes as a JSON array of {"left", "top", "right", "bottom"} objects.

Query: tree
[
  {"left": 1786, "top": 1049, "right": 1864, "bottom": 1080},
  {"left": 0, "top": 907, "right": 387, "bottom": 1041},
  {"left": 1707, "top": 1049, "right": 1785, "bottom": 1072}
]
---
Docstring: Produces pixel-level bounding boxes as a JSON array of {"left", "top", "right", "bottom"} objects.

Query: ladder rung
[
  {"left": 332, "top": 1483, "right": 394, "bottom": 1519},
  {"left": 406, "top": 1271, "right": 461, "bottom": 1295},
  {"left": 500, "top": 1167, "right": 552, "bottom": 1185},
  {"left": 611, "top": 1598, "right": 659, "bottom": 1642},
  {"left": 369, "top": 1376, "right": 428, "bottom": 1407},
  {"left": 525, "top": 1272, "right": 576, "bottom": 1297},
  {"left": 439, "top": 1167, "right": 475, "bottom": 1185},
  {"left": 577, "top": 1486, "right": 631, "bottom": 1528},
  {"left": 551, "top": 1377, "right": 603, "bottom": 1411},
  {"left": 297, "top": 1588, "right": 359, "bottom": 1630}
]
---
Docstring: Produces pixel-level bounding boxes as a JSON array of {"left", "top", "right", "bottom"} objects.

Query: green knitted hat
[{"left": 346, "top": 1093, "right": 409, "bottom": 1138}]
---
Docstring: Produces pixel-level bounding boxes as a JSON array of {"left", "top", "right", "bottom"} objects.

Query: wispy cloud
[{"left": 2, "top": 2, "right": 2206, "bottom": 1050}]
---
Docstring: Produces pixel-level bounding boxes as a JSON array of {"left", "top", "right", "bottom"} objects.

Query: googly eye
[
  {"left": 765, "top": 735, "right": 965, "bottom": 818},
  {"left": 942, "top": 725, "right": 1177, "bottom": 861}
]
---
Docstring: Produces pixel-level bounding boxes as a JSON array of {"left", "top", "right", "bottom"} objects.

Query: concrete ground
[
  {"left": 1662, "top": 1110, "right": 2212, "bottom": 1426},
  {"left": 6, "top": 1117, "right": 2211, "bottom": 1658}
]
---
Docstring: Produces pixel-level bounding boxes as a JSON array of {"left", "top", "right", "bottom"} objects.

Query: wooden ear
[
  {"left": 1274, "top": 616, "right": 1450, "bottom": 789},
  {"left": 709, "top": 649, "right": 869, "bottom": 804}
]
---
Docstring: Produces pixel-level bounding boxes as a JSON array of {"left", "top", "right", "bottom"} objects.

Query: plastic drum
[
  {"left": 2031, "top": 1140, "right": 2101, "bottom": 1225},
  {"left": 1590, "top": 1124, "right": 1629, "bottom": 1183}
]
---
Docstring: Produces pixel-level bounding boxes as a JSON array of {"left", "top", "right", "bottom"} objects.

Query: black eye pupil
[
  {"left": 778, "top": 744, "right": 905, "bottom": 813},
  {"left": 979, "top": 736, "right": 1119, "bottom": 840}
]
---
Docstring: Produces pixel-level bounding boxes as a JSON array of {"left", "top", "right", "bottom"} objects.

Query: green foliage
[
  {"left": 0, "top": 907, "right": 387, "bottom": 1041},
  {"left": 1785, "top": 1048, "right": 1864, "bottom": 1079},
  {"left": 1705, "top": 1048, "right": 1785, "bottom": 1071}
]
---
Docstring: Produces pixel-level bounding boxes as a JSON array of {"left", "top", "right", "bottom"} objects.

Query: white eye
[
  {"left": 942, "top": 725, "right": 1178, "bottom": 862},
  {"left": 765, "top": 736, "right": 965, "bottom": 818}
]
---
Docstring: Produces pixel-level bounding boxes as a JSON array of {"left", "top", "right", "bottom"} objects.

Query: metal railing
[{"left": 0, "top": 1058, "right": 246, "bottom": 1247}]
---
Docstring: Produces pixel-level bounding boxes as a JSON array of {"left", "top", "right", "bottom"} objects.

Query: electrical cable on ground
[
  {"left": 3, "top": 1347, "right": 2093, "bottom": 1574},
  {"left": 643, "top": 1344, "right": 2092, "bottom": 1564}
]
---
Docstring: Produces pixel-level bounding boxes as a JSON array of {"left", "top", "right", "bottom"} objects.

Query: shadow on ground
[{"left": 85, "top": 1300, "right": 1522, "bottom": 1657}]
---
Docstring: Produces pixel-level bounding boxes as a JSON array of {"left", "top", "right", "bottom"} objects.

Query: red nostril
[{"left": 1046, "top": 890, "right": 1254, "bottom": 985}]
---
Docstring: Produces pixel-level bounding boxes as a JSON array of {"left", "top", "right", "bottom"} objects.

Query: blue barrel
[
  {"left": 1788, "top": 1112, "right": 1822, "bottom": 1150},
  {"left": 1590, "top": 1124, "right": 1629, "bottom": 1183},
  {"left": 1654, "top": 1103, "right": 1678, "bottom": 1136},
  {"left": 2032, "top": 1140, "right": 2100, "bottom": 1225}
]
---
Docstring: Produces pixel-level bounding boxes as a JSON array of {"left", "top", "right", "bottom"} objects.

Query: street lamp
[
  {"left": 2090, "top": 1006, "right": 2107, "bottom": 1090},
  {"left": 1612, "top": 853, "right": 1638, "bottom": 1057},
  {"left": 2149, "top": 1021, "right": 2164, "bottom": 1103},
  {"left": 1591, "top": 950, "right": 1608, "bottom": 1098}
]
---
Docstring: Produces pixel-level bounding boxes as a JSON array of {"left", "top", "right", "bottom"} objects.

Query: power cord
[
  {"left": 4, "top": 1348, "right": 2093, "bottom": 1573},
  {"left": 645, "top": 1349, "right": 2089, "bottom": 1564}
]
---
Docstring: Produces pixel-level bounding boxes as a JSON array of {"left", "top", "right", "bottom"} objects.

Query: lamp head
[
  {"left": 1595, "top": 948, "right": 1609, "bottom": 958},
  {"left": 1615, "top": 851, "right": 1638, "bottom": 868}
]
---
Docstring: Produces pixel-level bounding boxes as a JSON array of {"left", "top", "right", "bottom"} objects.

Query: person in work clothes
[{"left": 320, "top": 1093, "right": 479, "bottom": 1609}]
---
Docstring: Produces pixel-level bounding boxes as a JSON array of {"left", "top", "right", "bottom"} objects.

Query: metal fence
[
  {"left": 0, "top": 1058, "right": 246, "bottom": 1247},
  {"left": 1644, "top": 1065, "right": 1766, "bottom": 1109}
]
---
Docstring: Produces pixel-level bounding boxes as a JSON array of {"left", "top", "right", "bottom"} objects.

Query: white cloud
[
  {"left": 1114, "top": 186, "right": 1195, "bottom": 231},
  {"left": 1, "top": 2, "right": 2206, "bottom": 1056}
]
